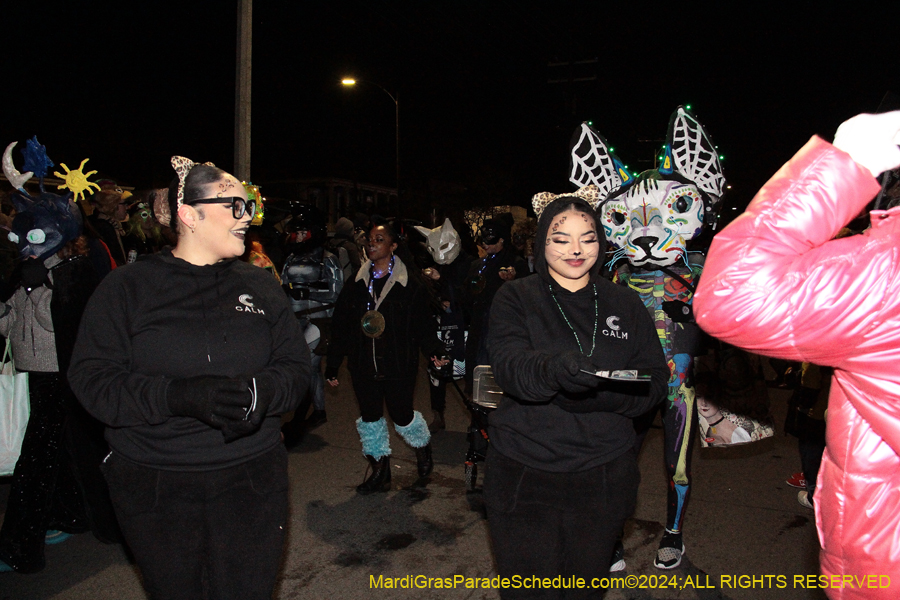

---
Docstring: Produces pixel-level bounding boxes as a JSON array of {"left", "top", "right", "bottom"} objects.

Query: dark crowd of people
[{"left": 1, "top": 108, "right": 900, "bottom": 600}]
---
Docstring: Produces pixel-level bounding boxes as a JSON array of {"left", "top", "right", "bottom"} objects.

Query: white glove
[{"left": 833, "top": 111, "right": 900, "bottom": 178}]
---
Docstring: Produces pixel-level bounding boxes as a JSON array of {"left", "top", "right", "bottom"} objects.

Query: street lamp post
[{"left": 341, "top": 78, "right": 400, "bottom": 213}]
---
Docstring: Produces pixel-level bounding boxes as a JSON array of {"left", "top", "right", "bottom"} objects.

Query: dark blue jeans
[{"left": 102, "top": 444, "right": 289, "bottom": 600}]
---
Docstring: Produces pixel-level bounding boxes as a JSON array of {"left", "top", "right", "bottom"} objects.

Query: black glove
[
  {"left": 20, "top": 258, "right": 50, "bottom": 292},
  {"left": 428, "top": 354, "right": 453, "bottom": 379},
  {"left": 220, "top": 375, "right": 277, "bottom": 442},
  {"left": 546, "top": 351, "right": 600, "bottom": 395},
  {"left": 166, "top": 376, "right": 252, "bottom": 431},
  {"left": 662, "top": 300, "right": 694, "bottom": 323}
]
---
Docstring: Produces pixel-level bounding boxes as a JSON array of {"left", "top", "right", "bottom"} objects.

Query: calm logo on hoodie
[
  {"left": 236, "top": 294, "right": 266, "bottom": 315},
  {"left": 603, "top": 315, "right": 628, "bottom": 339}
]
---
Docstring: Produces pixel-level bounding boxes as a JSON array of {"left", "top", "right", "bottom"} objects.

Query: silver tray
[{"left": 472, "top": 365, "right": 503, "bottom": 409}]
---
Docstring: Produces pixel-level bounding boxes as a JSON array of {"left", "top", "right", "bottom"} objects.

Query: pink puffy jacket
[{"left": 694, "top": 136, "right": 900, "bottom": 600}]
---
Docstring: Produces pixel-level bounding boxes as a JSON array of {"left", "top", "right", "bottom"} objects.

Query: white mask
[{"left": 415, "top": 218, "right": 461, "bottom": 265}]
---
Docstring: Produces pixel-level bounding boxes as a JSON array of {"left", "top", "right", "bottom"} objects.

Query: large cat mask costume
[
  {"left": 414, "top": 218, "right": 461, "bottom": 265},
  {"left": 570, "top": 106, "right": 726, "bottom": 269},
  {"left": 566, "top": 107, "right": 732, "bottom": 570}
]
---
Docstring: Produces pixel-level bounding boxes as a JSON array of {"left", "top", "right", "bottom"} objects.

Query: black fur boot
[{"left": 357, "top": 455, "right": 391, "bottom": 494}]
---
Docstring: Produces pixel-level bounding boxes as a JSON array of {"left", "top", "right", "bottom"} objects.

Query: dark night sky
[{"left": 4, "top": 2, "right": 899, "bottom": 221}]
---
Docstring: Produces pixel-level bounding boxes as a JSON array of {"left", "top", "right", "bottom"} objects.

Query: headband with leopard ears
[
  {"left": 531, "top": 184, "right": 601, "bottom": 220},
  {"left": 170, "top": 155, "right": 216, "bottom": 211},
  {"left": 569, "top": 106, "right": 726, "bottom": 205}
]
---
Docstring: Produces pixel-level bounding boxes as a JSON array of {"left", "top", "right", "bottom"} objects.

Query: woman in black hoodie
[
  {"left": 69, "top": 158, "right": 310, "bottom": 600},
  {"left": 484, "top": 190, "right": 668, "bottom": 596}
]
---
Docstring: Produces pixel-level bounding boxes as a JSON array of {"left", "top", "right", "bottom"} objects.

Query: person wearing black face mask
[
  {"left": 280, "top": 203, "right": 343, "bottom": 440},
  {"left": 461, "top": 217, "right": 527, "bottom": 396}
]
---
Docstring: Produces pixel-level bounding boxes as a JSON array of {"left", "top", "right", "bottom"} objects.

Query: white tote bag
[{"left": 0, "top": 338, "right": 30, "bottom": 476}]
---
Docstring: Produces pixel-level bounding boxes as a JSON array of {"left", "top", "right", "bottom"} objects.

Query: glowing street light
[{"left": 341, "top": 77, "right": 400, "bottom": 211}]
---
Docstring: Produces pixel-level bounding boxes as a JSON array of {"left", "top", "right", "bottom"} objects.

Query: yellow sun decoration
[{"left": 54, "top": 158, "right": 101, "bottom": 202}]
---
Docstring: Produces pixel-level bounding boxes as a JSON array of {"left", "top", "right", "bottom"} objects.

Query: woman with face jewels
[
  {"left": 325, "top": 219, "right": 447, "bottom": 493},
  {"left": 68, "top": 157, "right": 310, "bottom": 600},
  {"left": 483, "top": 191, "right": 668, "bottom": 598}
]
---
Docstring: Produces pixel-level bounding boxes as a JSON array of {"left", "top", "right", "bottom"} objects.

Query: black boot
[
  {"left": 357, "top": 455, "right": 391, "bottom": 494},
  {"left": 304, "top": 410, "right": 327, "bottom": 429},
  {"left": 415, "top": 444, "right": 433, "bottom": 478},
  {"left": 428, "top": 411, "right": 445, "bottom": 433}
]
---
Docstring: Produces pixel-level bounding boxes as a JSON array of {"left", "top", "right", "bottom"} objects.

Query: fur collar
[{"left": 355, "top": 256, "right": 409, "bottom": 288}]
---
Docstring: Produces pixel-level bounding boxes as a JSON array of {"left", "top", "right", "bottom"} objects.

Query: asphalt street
[{"left": 0, "top": 362, "right": 828, "bottom": 600}]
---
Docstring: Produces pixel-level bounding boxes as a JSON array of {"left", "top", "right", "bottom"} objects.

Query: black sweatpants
[
  {"left": 484, "top": 448, "right": 639, "bottom": 599},
  {"left": 102, "top": 444, "right": 289, "bottom": 600},
  {"left": 351, "top": 374, "right": 416, "bottom": 426}
]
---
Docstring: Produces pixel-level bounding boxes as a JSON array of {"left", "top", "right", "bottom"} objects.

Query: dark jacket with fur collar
[{"left": 326, "top": 257, "right": 443, "bottom": 381}]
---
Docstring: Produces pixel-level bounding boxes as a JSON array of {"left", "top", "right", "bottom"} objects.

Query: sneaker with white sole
[
  {"left": 786, "top": 472, "right": 806, "bottom": 489},
  {"left": 609, "top": 541, "right": 625, "bottom": 572},
  {"left": 44, "top": 530, "right": 72, "bottom": 545},
  {"left": 798, "top": 490, "right": 814, "bottom": 509},
  {"left": 654, "top": 530, "right": 685, "bottom": 569}
]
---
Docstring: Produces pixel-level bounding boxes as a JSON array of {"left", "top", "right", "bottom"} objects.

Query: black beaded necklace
[{"left": 548, "top": 282, "right": 598, "bottom": 357}]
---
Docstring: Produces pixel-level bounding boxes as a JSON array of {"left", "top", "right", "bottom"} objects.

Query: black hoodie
[
  {"left": 486, "top": 197, "right": 668, "bottom": 472},
  {"left": 68, "top": 250, "right": 310, "bottom": 470}
]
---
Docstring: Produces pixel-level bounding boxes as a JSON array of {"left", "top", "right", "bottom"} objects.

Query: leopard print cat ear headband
[
  {"left": 170, "top": 155, "right": 215, "bottom": 211},
  {"left": 531, "top": 184, "right": 601, "bottom": 219}
]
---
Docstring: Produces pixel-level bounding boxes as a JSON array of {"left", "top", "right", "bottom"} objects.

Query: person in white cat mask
[{"left": 414, "top": 218, "right": 473, "bottom": 431}]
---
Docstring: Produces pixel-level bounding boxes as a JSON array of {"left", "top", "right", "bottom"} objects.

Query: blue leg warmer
[
  {"left": 394, "top": 411, "right": 431, "bottom": 449},
  {"left": 356, "top": 417, "right": 391, "bottom": 459}
]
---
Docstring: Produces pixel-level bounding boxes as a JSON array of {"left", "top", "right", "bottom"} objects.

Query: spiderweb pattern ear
[
  {"left": 666, "top": 107, "right": 726, "bottom": 202},
  {"left": 568, "top": 123, "right": 632, "bottom": 196}
]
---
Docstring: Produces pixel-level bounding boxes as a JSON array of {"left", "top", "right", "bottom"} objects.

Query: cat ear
[
  {"left": 665, "top": 106, "right": 726, "bottom": 202},
  {"left": 414, "top": 225, "right": 433, "bottom": 239},
  {"left": 569, "top": 122, "right": 633, "bottom": 197},
  {"left": 9, "top": 188, "right": 35, "bottom": 213}
]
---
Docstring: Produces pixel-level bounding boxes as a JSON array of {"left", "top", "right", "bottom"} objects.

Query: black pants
[
  {"left": 429, "top": 379, "right": 447, "bottom": 413},
  {"left": 102, "top": 444, "right": 289, "bottom": 600},
  {"left": 484, "top": 448, "right": 639, "bottom": 599},
  {"left": 352, "top": 374, "right": 416, "bottom": 425},
  {"left": 0, "top": 372, "right": 86, "bottom": 572}
]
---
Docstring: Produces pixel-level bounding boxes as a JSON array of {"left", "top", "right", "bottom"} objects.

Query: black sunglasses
[{"left": 187, "top": 196, "right": 256, "bottom": 219}]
